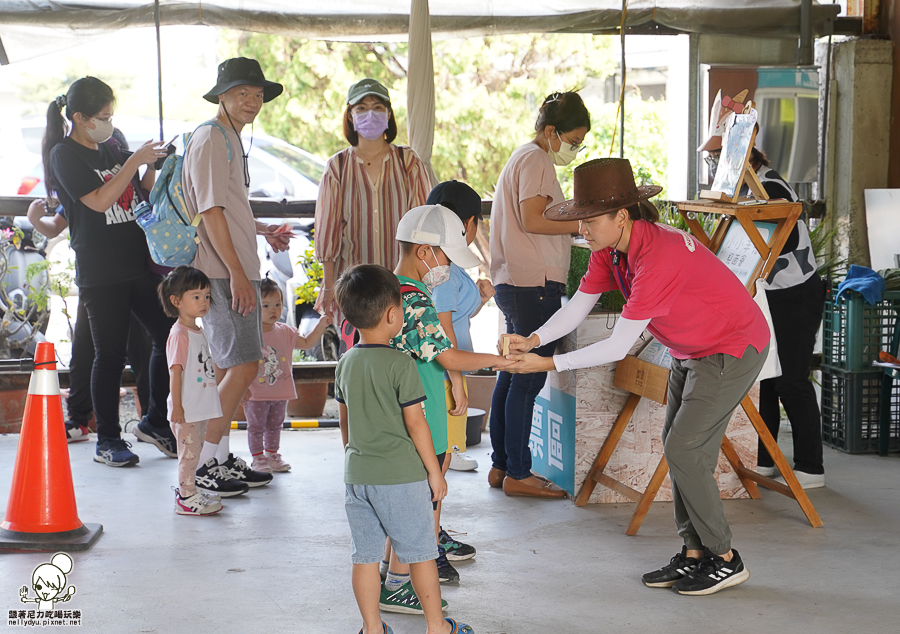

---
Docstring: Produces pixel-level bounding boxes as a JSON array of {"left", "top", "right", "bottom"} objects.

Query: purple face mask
[{"left": 352, "top": 110, "right": 389, "bottom": 140}]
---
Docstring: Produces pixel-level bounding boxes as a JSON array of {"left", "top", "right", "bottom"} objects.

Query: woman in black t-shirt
[{"left": 42, "top": 76, "right": 175, "bottom": 467}]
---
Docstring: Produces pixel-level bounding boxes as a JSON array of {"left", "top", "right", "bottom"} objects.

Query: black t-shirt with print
[{"left": 50, "top": 137, "right": 151, "bottom": 287}]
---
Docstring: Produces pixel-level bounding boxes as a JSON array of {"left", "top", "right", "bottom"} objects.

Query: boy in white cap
[{"left": 377, "top": 205, "right": 511, "bottom": 612}]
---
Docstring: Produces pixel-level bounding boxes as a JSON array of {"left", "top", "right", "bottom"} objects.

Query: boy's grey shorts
[
  {"left": 345, "top": 480, "right": 438, "bottom": 565},
  {"left": 202, "top": 278, "right": 264, "bottom": 369}
]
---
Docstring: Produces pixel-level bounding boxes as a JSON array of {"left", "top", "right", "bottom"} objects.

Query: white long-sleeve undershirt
[{"left": 531, "top": 290, "right": 651, "bottom": 372}]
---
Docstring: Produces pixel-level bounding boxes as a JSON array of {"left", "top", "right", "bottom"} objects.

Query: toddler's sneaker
[
  {"left": 449, "top": 451, "right": 478, "bottom": 471},
  {"left": 378, "top": 580, "right": 447, "bottom": 614},
  {"left": 174, "top": 488, "right": 223, "bottom": 516},
  {"left": 220, "top": 453, "right": 273, "bottom": 487},
  {"left": 195, "top": 458, "right": 249, "bottom": 498},
  {"left": 251, "top": 454, "right": 273, "bottom": 473},
  {"left": 266, "top": 452, "right": 291, "bottom": 472},
  {"left": 94, "top": 438, "right": 139, "bottom": 467},
  {"left": 439, "top": 528, "right": 476, "bottom": 561}
]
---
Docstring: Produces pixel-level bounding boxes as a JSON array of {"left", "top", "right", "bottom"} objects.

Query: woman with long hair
[{"left": 43, "top": 76, "right": 174, "bottom": 467}]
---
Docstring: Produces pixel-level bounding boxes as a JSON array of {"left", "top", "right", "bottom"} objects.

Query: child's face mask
[{"left": 421, "top": 248, "right": 451, "bottom": 292}]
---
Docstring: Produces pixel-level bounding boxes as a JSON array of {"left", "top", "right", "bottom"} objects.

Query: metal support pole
[
  {"left": 619, "top": 0, "right": 626, "bottom": 158},
  {"left": 155, "top": 0, "right": 164, "bottom": 141},
  {"left": 687, "top": 34, "right": 700, "bottom": 200},
  {"left": 799, "top": 0, "right": 814, "bottom": 65}
]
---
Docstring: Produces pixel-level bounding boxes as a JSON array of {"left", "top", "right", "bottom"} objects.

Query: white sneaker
[
  {"left": 174, "top": 488, "right": 223, "bottom": 515},
  {"left": 251, "top": 454, "right": 273, "bottom": 473},
  {"left": 775, "top": 471, "right": 825, "bottom": 490},
  {"left": 757, "top": 465, "right": 778, "bottom": 477},
  {"left": 449, "top": 452, "right": 478, "bottom": 472}
]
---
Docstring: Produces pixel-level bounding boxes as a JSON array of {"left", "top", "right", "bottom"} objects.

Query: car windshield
[{"left": 252, "top": 139, "right": 325, "bottom": 185}]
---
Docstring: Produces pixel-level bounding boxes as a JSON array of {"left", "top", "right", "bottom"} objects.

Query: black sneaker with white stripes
[
  {"left": 220, "top": 453, "right": 273, "bottom": 488},
  {"left": 195, "top": 458, "right": 249, "bottom": 498},
  {"left": 642, "top": 546, "right": 700, "bottom": 588},
  {"left": 672, "top": 548, "right": 750, "bottom": 596}
]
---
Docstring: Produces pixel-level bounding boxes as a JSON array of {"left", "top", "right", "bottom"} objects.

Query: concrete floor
[{"left": 1, "top": 423, "right": 898, "bottom": 634}]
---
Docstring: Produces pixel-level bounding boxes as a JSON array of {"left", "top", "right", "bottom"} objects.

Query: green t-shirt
[
  {"left": 334, "top": 344, "right": 428, "bottom": 485},
  {"left": 390, "top": 275, "right": 452, "bottom": 454}
]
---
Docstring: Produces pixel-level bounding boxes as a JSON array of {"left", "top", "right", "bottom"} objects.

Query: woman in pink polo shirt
[{"left": 506, "top": 158, "right": 769, "bottom": 598}]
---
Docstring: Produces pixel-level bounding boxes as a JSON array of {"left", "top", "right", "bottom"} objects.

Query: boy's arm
[
  {"left": 295, "top": 314, "right": 334, "bottom": 350},
  {"left": 169, "top": 365, "right": 185, "bottom": 424},
  {"left": 402, "top": 404, "right": 447, "bottom": 502},
  {"left": 437, "top": 347, "right": 514, "bottom": 373},
  {"left": 339, "top": 402, "right": 349, "bottom": 448},
  {"left": 436, "top": 310, "right": 467, "bottom": 416}
]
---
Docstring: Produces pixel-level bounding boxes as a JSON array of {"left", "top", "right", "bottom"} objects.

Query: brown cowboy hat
[{"left": 545, "top": 158, "right": 662, "bottom": 221}]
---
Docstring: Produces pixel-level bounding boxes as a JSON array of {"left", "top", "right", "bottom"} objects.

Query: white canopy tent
[{"left": 0, "top": 0, "right": 841, "bottom": 190}]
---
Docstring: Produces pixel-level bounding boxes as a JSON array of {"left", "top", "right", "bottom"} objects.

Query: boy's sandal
[
  {"left": 357, "top": 622, "right": 393, "bottom": 634},
  {"left": 445, "top": 618, "right": 474, "bottom": 634}
]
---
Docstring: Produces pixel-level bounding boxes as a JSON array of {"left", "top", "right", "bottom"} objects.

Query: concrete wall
[
  {"left": 827, "top": 39, "right": 893, "bottom": 266},
  {"left": 887, "top": 0, "right": 900, "bottom": 187}
]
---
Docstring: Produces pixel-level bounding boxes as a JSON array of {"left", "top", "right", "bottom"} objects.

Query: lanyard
[{"left": 613, "top": 255, "right": 631, "bottom": 301}]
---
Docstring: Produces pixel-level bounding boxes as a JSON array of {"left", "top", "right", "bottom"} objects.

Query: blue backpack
[{"left": 137, "top": 120, "right": 233, "bottom": 267}]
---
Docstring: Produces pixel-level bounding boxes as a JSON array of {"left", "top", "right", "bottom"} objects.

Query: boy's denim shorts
[{"left": 345, "top": 480, "right": 438, "bottom": 565}]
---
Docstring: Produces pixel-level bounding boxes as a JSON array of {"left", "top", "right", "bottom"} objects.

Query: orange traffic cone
[{"left": 0, "top": 342, "right": 102, "bottom": 552}]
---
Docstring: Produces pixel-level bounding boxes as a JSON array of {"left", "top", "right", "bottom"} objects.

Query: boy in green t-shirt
[
  {"left": 383, "top": 204, "right": 510, "bottom": 592},
  {"left": 334, "top": 264, "right": 473, "bottom": 634}
]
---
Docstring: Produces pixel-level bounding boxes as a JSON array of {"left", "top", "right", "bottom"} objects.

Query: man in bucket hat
[
  {"left": 182, "top": 57, "right": 290, "bottom": 497},
  {"left": 504, "top": 158, "right": 770, "bottom": 596}
]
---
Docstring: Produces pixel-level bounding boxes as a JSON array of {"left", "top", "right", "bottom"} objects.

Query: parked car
[{"left": 7, "top": 117, "right": 327, "bottom": 338}]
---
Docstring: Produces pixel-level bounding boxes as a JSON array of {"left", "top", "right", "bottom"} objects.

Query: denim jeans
[{"left": 490, "top": 281, "right": 565, "bottom": 480}]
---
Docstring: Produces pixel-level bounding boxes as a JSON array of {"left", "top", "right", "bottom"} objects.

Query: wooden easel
[
  {"left": 700, "top": 104, "right": 768, "bottom": 205},
  {"left": 575, "top": 200, "right": 823, "bottom": 534}
]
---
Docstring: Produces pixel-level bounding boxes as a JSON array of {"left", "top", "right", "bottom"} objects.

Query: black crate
[
  {"left": 821, "top": 366, "right": 900, "bottom": 453},
  {"left": 822, "top": 287, "right": 900, "bottom": 372}
]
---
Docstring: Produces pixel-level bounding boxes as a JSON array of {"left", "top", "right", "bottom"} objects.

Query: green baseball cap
[{"left": 346, "top": 78, "right": 390, "bottom": 105}]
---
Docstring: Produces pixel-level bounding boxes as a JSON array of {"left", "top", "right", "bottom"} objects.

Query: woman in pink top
[
  {"left": 488, "top": 91, "right": 591, "bottom": 499},
  {"left": 314, "top": 78, "right": 431, "bottom": 323},
  {"left": 506, "top": 159, "right": 770, "bottom": 597}
]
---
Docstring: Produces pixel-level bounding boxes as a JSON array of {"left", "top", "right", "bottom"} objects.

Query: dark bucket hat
[
  {"left": 545, "top": 158, "right": 662, "bottom": 221},
  {"left": 203, "top": 57, "right": 284, "bottom": 104}
]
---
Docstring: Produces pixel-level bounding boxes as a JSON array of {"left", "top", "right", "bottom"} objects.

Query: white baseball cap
[{"left": 396, "top": 205, "right": 482, "bottom": 269}]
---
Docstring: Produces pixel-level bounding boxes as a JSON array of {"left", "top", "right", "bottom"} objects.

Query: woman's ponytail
[
  {"left": 42, "top": 97, "right": 69, "bottom": 197},
  {"left": 626, "top": 200, "right": 660, "bottom": 223},
  {"left": 535, "top": 91, "right": 591, "bottom": 135},
  {"left": 41, "top": 77, "right": 115, "bottom": 197}
]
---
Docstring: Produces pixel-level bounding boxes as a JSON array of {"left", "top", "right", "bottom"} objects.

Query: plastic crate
[
  {"left": 820, "top": 366, "right": 900, "bottom": 453},
  {"left": 822, "top": 287, "right": 900, "bottom": 372}
]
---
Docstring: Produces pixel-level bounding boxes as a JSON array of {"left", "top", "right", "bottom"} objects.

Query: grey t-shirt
[
  {"left": 334, "top": 344, "right": 428, "bottom": 486},
  {"left": 182, "top": 120, "right": 260, "bottom": 280}
]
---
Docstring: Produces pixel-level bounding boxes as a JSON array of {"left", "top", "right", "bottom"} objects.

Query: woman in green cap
[{"left": 314, "top": 79, "right": 431, "bottom": 323}]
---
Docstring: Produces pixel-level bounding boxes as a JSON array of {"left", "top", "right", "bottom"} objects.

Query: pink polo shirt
[{"left": 579, "top": 220, "right": 769, "bottom": 360}]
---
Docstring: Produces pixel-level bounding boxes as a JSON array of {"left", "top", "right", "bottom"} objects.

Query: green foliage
[
  {"left": 294, "top": 244, "right": 324, "bottom": 306},
  {"left": 566, "top": 245, "right": 625, "bottom": 311},
  {"left": 234, "top": 33, "right": 667, "bottom": 198}
]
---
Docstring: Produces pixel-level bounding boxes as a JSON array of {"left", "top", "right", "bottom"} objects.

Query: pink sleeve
[
  {"left": 578, "top": 250, "right": 616, "bottom": 295},
  {"left": 166, "top": 328, "right": 189, "bottom": 369},
  {"left": 517, "top": 151, "right": 562, "bottom": 204},
  {"left": 314, "top": 153, "right": 345, "bottom": 263}
]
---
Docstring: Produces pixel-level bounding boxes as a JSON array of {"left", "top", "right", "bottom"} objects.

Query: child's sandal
[
  {"left": 357, "top": 622, "right": 393, "bottom": 634},
  {"left": 445, "top": 618, "right": 474, "bottom": 634}
]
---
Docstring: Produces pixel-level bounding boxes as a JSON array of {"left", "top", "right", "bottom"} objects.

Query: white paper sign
[
  {"left": 864, "top": 189, "right": 900, "bottom": 270},
  {"left": 716, "top": 221, "right": 775, "bottom": 286}
]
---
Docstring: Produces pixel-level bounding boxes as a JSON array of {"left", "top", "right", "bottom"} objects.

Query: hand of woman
[
  {"left": 260, "top": 223, "right": 293, "bottom": 253},
  {"left": 503, "top": 353, "right": 555, "bottom": 374},
  {"left": 476, "top": 278, "right": 495, "bottom": 304},
  {"left": 131, "top": 140, "right": 168, "bottom": 167},
  {"left": 315, "top": 288, "right": 336, "bottom": 318},
  {"left": 498, "top": 333, "right": 540, "bottom": 355}
]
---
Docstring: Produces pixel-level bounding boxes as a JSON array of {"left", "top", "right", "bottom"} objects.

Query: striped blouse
[{"left": 314, "top": 144, "right": 430, "bottom": 277}]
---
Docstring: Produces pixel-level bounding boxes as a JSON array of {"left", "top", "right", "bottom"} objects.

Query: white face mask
[
  {"left": 85, "top": 116, "right": 114, "bottom": 144},
  {"left": 548, "top": 131, "right": 580, "bottom": 166},
  {"left": 421, "top": 249, "right": 451, "bottom": 292}
]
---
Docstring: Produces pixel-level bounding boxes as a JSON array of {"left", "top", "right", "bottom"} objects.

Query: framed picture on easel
[
  {"left": 701, "top": 105, "right": 769, "bottom": 204},
  {"left": 716, "top": 220, "right": 778, "bottom": 286}
]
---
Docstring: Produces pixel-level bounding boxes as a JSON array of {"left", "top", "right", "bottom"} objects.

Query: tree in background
[{"left": 235, "top": 32, "right": 667, "bottom": 199}]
